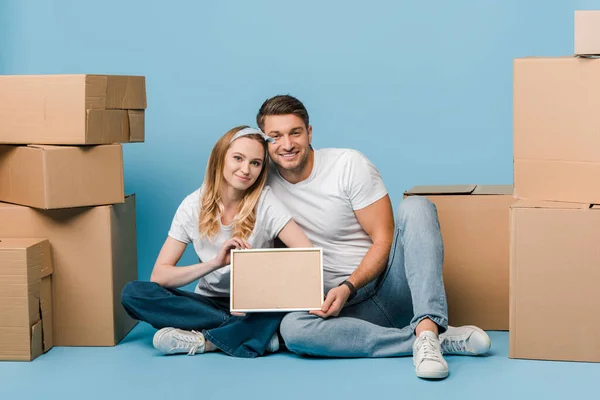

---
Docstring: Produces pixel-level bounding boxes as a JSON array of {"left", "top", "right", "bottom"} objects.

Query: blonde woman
[{"left": 121, "top": 126, "right": 312, "bottom": 358}]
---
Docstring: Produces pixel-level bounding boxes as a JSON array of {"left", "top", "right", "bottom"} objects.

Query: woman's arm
[
  {"left": 150, "top": 236, "right": 250, "bottom": 289},
  {"left": 149, "top": 237, "right": 220, "bottom": 289},
  {"left": 277, "top": 219, "right": 314, "bottom": 248}
]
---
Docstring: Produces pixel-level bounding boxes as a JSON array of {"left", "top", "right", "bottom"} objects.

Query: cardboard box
[
  {"left": 0, "top": 195, "right": 138, "bottom": 346},
  {"left": 0, "top": 238, "right": 53, "bottom": 361},
  {"left": 230, "top": 248, "right": 323, "bottom": 312},
  {"left": 514, "top": 56, "right": 600, "bottom": 204},
  {"left": 0, "top": 74, "right": 146, "bottom": 145},
  {"left": 404, "top": 184, "right": 514, "bottom": 330},
  {"left": 0, "top": 144, "right": 124, "bottom": 209},
  {"left": 509, "top": 199, "right": 600, "bottom": 362},
  {"left": 575, "top": 10, "right": 600, "bottom": 56}
]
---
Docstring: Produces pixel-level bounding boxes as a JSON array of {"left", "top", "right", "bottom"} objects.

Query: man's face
[{"left": 263, "top": 114, "right": 312, "bottom": 174}]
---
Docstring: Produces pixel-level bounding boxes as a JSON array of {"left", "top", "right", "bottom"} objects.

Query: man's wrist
[{"left": 338, "top": 280, "right": 357, "bottom": 300}]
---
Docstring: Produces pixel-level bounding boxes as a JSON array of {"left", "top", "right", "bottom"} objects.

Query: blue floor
[{"left": 1, "top": 323, "right": 598, "bottom": 399}]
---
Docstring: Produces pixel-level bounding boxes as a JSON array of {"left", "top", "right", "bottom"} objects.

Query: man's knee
[
  {"left": 397, "top": 195, "right": 437, "bottom": 223},
  {"left": 280, "top": 312, "right": 318, "bottom": 353}
]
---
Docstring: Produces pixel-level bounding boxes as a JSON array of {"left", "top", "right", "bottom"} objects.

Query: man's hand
[{"left": 309, "top": 285, "right": 351, "bottom": 318}]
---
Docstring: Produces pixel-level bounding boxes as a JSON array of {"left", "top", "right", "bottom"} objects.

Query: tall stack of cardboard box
[
  {"left": 510, "top": 10, "right": 600, "bottom": 363},
  {"left": 0, "top": 74, "right": 146, "bottom": 360},
  {"left": 402, "top": 13, "right": 600, "bottom": 365}
]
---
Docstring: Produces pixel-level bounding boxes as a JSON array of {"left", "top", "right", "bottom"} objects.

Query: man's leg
[
  {"left": 280, "top": 195, "right": 447, "bottom": 358},
  {"left": 376, "top": 195, "right": 448, "bottom": 334},
  {"left": 280, "top": 196, "right": 489, "bottom": 374}
]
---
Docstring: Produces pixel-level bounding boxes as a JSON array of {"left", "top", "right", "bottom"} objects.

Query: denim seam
[{"left": 370, "top": 295, "right": 397, "bottom": 328}]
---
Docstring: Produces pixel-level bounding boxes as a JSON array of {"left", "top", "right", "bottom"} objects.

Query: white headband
[{"left": 229, "top": 127, "right": 275, "bottom": 144}]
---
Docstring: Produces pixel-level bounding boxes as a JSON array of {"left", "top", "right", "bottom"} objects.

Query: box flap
[
  {"left": 511, "top": 199, "right": 590, "bottom": 209},
  {"left": 26, "top": 145, "right": 63, "bottom": 151},
  {"left": 404, "top": 184, "right": 476, "bottom": 196},
  {"left": 127, "top": 110, "right": 145, "bottom": 142},
  {"left": 472, "top": 185, "right": 513, "bottom": 195}
]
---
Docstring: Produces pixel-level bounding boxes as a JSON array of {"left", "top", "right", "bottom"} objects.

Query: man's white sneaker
[
  {"left": 439, "top": 325, "right": 491, "bottom": 356},
  {"left": 413, "top": 331, "right": 449, "bottom": 379},
  {"left": 267, "top": 332, "right": 280, "bottom": 353},
  {"left": 153, "top": 327, "right": 206, "bottom": 356}
]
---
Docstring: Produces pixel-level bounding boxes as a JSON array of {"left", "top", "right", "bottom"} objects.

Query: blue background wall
[{"left": 1, "top": 0, "right": 597, "bottom": 279}]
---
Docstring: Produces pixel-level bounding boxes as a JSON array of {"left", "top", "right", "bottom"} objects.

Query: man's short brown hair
[{"left": 256, "top": 95, "right": 309, "bottom": 131}]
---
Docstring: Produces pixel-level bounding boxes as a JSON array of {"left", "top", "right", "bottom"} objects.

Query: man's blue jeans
[
  {"left": 121, "top": 281, "right": 284, "bottom": 358},
  {"left": 279, "top": 195, "right": 449, "bottom": 357}
]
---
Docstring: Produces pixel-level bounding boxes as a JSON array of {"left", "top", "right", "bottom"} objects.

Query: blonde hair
[{"left": 198, "top": 126, "right": 269, "bottom": 240}]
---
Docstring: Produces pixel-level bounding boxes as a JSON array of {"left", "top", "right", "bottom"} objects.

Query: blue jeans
[
  {"left": 279, "top": 196, "right": 448, "bottom": 357},
  {"left": 120, "top": 281, "right": 284, "bottom": 358}
]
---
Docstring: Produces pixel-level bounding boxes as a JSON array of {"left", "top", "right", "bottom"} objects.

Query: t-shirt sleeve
[
  {"left": 343, "top": 150, "right": 389, "bottom": 210},
  {"left": 167, "top": 196, "right": 195, "bottom": 244},
  {"left": 259, "top": 187, "right": 293, "bottom": 239}
]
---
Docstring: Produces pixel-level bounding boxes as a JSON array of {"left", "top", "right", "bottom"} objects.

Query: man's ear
[{"left": 307, "top": 125, "right": 313, "bottom": 145}]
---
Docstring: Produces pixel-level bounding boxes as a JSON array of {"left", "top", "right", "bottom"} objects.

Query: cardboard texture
[
  {"left": 513, "top": 56, "right": 600, "bottom": 204},
  {"left": 509, "top": 200, "right": 600, "bottom": 362},
  {"left": 0, "top": 195, "right": 138, "bottom": 346},
  {"left": 0, "top": 144, "right": 124, "bottom": 209},
  {"left": 404, "top": 184, "right": 514, "bottom": 330},
  {"left": 0, "top": 238, "right": 53, "bottom": 361},
  {"left": 575, "top": 10, "right": 600, "bottom": 55},
  {"left": 0, "top": 74, "right": 146, "bottom": 145},
  {"left": 230, "top": 248, "right": 323, "bottom": 312}
]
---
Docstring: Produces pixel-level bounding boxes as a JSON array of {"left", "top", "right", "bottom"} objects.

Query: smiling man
[{"left": 257, "top": 95, "right": 491, "bottom": 379}]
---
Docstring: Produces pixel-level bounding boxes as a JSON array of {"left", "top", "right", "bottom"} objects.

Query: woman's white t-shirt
[{"left": 167, "top": 186, "right": 292, "bottom": 297}]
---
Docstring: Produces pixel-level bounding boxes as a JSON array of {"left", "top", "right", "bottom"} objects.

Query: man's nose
[{"left": 282, "top": 135, "right": 293, "bottom": 150}]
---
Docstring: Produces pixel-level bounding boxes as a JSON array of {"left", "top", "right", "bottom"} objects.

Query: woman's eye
[
  {"left": 251, "top": 161, "right": 261, "bottom": 167},
  {"left": 234, "top": 156, "right": 242, "bottom": 161}
]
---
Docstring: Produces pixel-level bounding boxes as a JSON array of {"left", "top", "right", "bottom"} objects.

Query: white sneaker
[
  {"left": 153, "top": 327, "right": 206, "bottom": 356},
  {"left": 413, "top": 331, "right": 449, "bottom": 379},
  {"left": 439, "top": 325, "right": 491, "bottom": 356},
  {"left": 267, "top": 332, "right": 280, "bottom": 353}
]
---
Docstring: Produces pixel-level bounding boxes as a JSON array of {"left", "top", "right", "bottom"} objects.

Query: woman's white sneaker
[
  {"left": 266, "top": 332, "right": 280, "bottom": 353},
  {"left": 153, "top": 327, "right": 206, "bottom": 356}
]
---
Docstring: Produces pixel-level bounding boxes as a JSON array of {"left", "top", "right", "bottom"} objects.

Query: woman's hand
[{"left": 212, "top": 238, "right": 251, "bottom": 268}]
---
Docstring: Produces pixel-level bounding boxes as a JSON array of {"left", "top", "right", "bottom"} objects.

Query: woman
[{"left": 121, "top": 126, "right": 313, "bottom": 358}]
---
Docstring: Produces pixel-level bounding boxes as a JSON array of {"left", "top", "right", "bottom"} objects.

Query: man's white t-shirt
[
  {"left": 168, "top": 186, "right": 292, "bottom": 297},
  {"left": 267, "top": 148, "right": 388, "bottom": 293}
]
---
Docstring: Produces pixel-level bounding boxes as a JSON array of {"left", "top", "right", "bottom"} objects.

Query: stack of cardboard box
[
  {"left": 0, "top": 74, "right": 145, "bottom": 360},
  {"left": 509, "top": 10, "right": 600, "bottom": 363},
  {"left": 405, "top": 11, "right": 600, "bottom": 364}
]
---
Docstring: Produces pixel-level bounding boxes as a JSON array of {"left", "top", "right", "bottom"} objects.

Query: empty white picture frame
[{"left": 230, "top": 247, "right": 324, "bottom": 312}]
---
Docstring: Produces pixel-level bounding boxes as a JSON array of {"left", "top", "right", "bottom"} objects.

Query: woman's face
[{"left": 222, "top": 137, "right": 265, "bottom": 192}]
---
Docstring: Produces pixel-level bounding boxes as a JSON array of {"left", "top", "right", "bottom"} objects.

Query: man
[{"left": 257, "top": 95, "right": 491, "bottom": 379}]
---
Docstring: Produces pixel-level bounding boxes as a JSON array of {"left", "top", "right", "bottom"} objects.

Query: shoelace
[
  {"left": 172, "top": 330, "right": 205, "bottom": 355},
  {"left": 442, "top": 337, "right": 467, "bottom": 354},
  {"left": 418, "top": 336, "right": 441, "bottom": 361}
]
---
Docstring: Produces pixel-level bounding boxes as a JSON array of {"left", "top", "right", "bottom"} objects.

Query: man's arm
[
  {"left": 346, "top": 194, "right": 395, "bottom": 289},
  {"left": 310, "top": 194, "right": 394, "bottom": 318}
]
